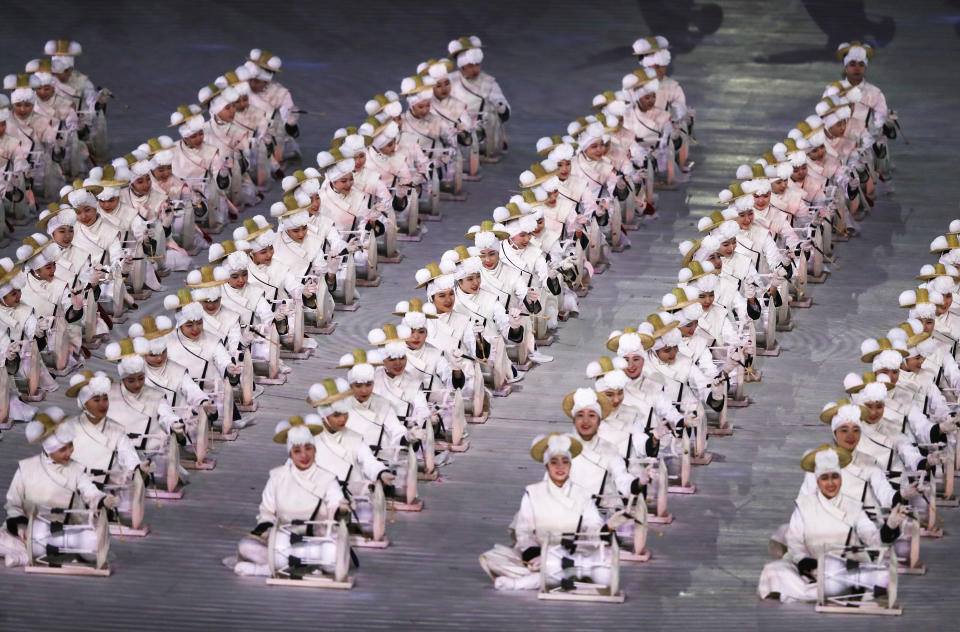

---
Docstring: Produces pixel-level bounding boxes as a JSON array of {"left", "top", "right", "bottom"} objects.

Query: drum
[
  {"left": 450, "top": 390, "right": 466, "bottom": 447},
  {"left": 422, "top": 418, "right": 436, "bottom": 474},
  {"left": 401, "top": 189, "right": 421, "bottom": 237},
  {"left": 142, "top": 432, "right": 181, "bottom": 493},
  {"left": 26, "top": 506, "right": 109, "bottom": 570},
  {"left": 540, "top": 532, "right": 617, "bottom": 594},
  {"left": 267, "top": 520, "right": 343, "bottom": 580},
  {"left": 107, "top": 470, "right": 146, "bottom": 530},
  {"left": 816, "top": 546, "right": 896, "bottom": 611},
  {"left": 483, "top": 111, "right": 503, "bottom": 161},
  {"left": 377, "top": 211, "right": 399, "bottom": 260},
  {"left": 50, "top": 311, "right": 70, "bottom": 373},
  {"left": 429, "top": 167, "right": 440, "bottom": 215},
  {"left": 0, "top": 364, "right": 10, "bottom": 426},
  {"left": 129, "top": 242, "right": 147, "bottom": 297},
  {"left": 468, "top": 132, "right": 480, "bottom": 176},
  {"left": 333, "top": 253, "right": 357, "bottom": 307}
]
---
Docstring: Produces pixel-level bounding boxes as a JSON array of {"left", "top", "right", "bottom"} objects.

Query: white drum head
[
  {"left": 334, "top": 520, "right": 349, "bottom": 582},
  {"left": 129, "top": 472, "right": 145, "bottom": 529},
  {"left": 96, "top": 510, "right": 110, "bottom": 569},
  {"left": 405, "top": 449, "right": 418, "bottom": 504},
  {"left": 372, "top": 481, "right": 386, "bottom": 542},
  {"left": 166, "top": 435, "right": 180, "bottom": 492}
]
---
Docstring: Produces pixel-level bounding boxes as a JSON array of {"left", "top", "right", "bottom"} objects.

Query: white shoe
[
  {"left": 507, "top": 370, "right": 524, "bottom": 384},
  {"left": 529, "top": 351, "right": 554, "bottom": 363}
]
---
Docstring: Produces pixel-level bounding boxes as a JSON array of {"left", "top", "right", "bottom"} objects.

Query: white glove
[
  {"left": 508, "top": 307, "right": 523, "bottom": 329},
  {"left": 34, "top": 316, "right": 51, "bottom": 333},
  {"left": 379, "top": 472, "right": 397, "bottom": 486},
  {"left": 926, "top": 451, "right": 944, "bottom": 467},
  {"left": 102, "top": 494, "right": 120, "bottom": 510},
  {"left": 239, "top": 327, "right": 255, "bottom": 347},
  {"left": 886, "top": 504, "right": 908, "bottom": 530},
  {"left": 575, "top": 214, "right": 590, "bottom": 227},
  {"left": 5, "top": 341, "right": 21, "bottom": 360},
  {"left": 899, "top": 483, "right": 921, "bottom": 500},
  {"left": 171, "top": 422, "right": 186, "bottom": 434},
  {"left": 96, "top": 88, "right": 113, "bottom": 104},
  {"left": 140, "top": 460, "right": 156, "bottom": 474},
  {"left": 472, "top": 322, "right": 484, "bottom": 335},
  {"left": 337, "top": 498, "right": 353, "bottom": 515},
  {"left": 325, "top": 254, "right": 340, "bottom": 275},
  {"left": 633, "top": 468, "right": 651, "bottom": 488},
  {"left": 226, "top": 363, "right": 243, "bottom": 376},
  {"left": 443, "top": 348, "right": 465, "bottom": 371},
  {"left": 277, "top": 301, "right": 293, "bottom": 318},
  {"left": 525, "top": 287, "right": 539, "bottom": 303},
  {"left": 743, "top": 283, "right": 756, "bottom": 300},
  {"left": 710, "top": 380, "right": 725, "bottom": 400},
  {"left": 303, "top": 279, "right": 318, "bottom": 298},
  {"left": 721, "top": 355, "right": 737, "bottom": 375},
  {"left": 346, "top": 237, "right": 362, "bottom": 253},
  {"left": 653, "top": 423, "right": 672, "bottom": 441},
  {"left": 939, "top": 419, "right": 958, "bottom": 434}
]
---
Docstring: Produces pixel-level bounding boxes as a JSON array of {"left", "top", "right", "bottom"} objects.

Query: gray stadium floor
[{"left": 1, "top": 1, "right": 959, "bottom": 629}]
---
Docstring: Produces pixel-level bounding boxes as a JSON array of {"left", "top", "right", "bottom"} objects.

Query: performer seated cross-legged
[
  {"left": 1, "top": 407, "right": 117, "bottom": 568},
  {"left": 62, "top": 371, "right": 152, "bottom": 532},
  {"left": 227, "top": 415, "right": 348, "bottom": 577},
  {"left": 758, "top": 446, "right": 904, "bottom": 603},
  {"left": 479, "top": 433, "right": 611, "bottom": 591},
  {"left": 306, "top": 387, "right": 397, "bottom": 540}
]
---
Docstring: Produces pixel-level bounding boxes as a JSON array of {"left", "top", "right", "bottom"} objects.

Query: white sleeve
[
  {"left": 4, "top": 467, "right": 27, "bottom": 520},
  {"left": 115, "top": 432, "right": 143, "bottom": 472},
  {"left": 869, "top": 467, "right": 897, "bottom": 508},
  {"left": 487, "top": 77, "right": 509, "bottom": 112},
  {"left": 179, "top": 373, "right": 209, "bottom": 408},
  {"left": 854, "top": 508, "right": 882, "bottom": 548},
  {"left": 785, "top": 504, "right": 811, "bottom": 563},
  {"left": 797, "top": 473, "right": 817, "bottom": 500},
  {"left": 77, "top": 471, "right": 107, "bottom": 509},
  {"left": 255, "top": 474, "right": 279, "bottom": 525},
  {"left": 513, "top": 491, "right": 538, "bottom": 552},
  {"left": 321, "top": 478, "right": 345, "bottom": 521},
  {"left": 357, "top": 442, "right": 388, "bottom": 482},
  {"left": 654, "top": 393, "right": 683, "bottom": 425}
]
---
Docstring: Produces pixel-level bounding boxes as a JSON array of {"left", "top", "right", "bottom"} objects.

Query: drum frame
[
  {"left": 25, "top": 506, "right": 111, "bottom": 577},
  {"left": 815, "top": 545, "right": 901, "bottom": 615},
  {"left": 265, "top": 519, "right": 354, "bottom": 589},
  {"left": 537, "top": 532, "right": 624, "bottom": 603}
]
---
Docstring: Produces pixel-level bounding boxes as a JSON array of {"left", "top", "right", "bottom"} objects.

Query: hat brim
[
  {"left": 0, "top": 265, "right": 24, "bottom": 286},
  {"left": 186, "top": 278, "right": 228, "bottom": 289},
  {"left": 860, "top": 347, "right": 908, "bottom": 363},
  {"left": 249, "top": 59, "right": 281, "bottom": 73},
  {"left": 141, "top": 326, "right": 174, "bottom": 341},
  {"left": 392, "top": 309, "right": 438, "bottom": 319},
  {"left": 605, "top": 333, "right": 654, "bottom": 354},
  {"left": 242, "top": 223, "right": 275, "bottom": 243},
  {"left": 800, "top": 445, "right": 853, "bottom": 472},
  {"left": 272, "top": 424, "right": 323, "bottom": 445},
  {"left": 521, "top": 169, "right": 559, "bottom": 189},
  {"left": 818, "top": 403, "right": 870, "bottom": 424},
  {"left": 662, "top": 297, "right": 698, "bottom": 312},
  {"left": 65, "top": 375, "right": 113, "bottom": 399},
  {"left": 529, "top": 434, "right": 582, "bottom": 463},
  {"left": 465, "top": 229, "right": 509, "bottom": 241},
  {"left": 36, "top": 210, "right": 65, "bottom": 231},
  {"left": 59, "top": 184, "right": 104, "bottom": 204},
  {"left": 561, "top": 390, "right": 614, "bottom": 420},
  {"left": 650, "top": 320, "right": 680, "bottom": 339},
  {"left": 306, "top": 390, "right": 352, "bottom": 408}
]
